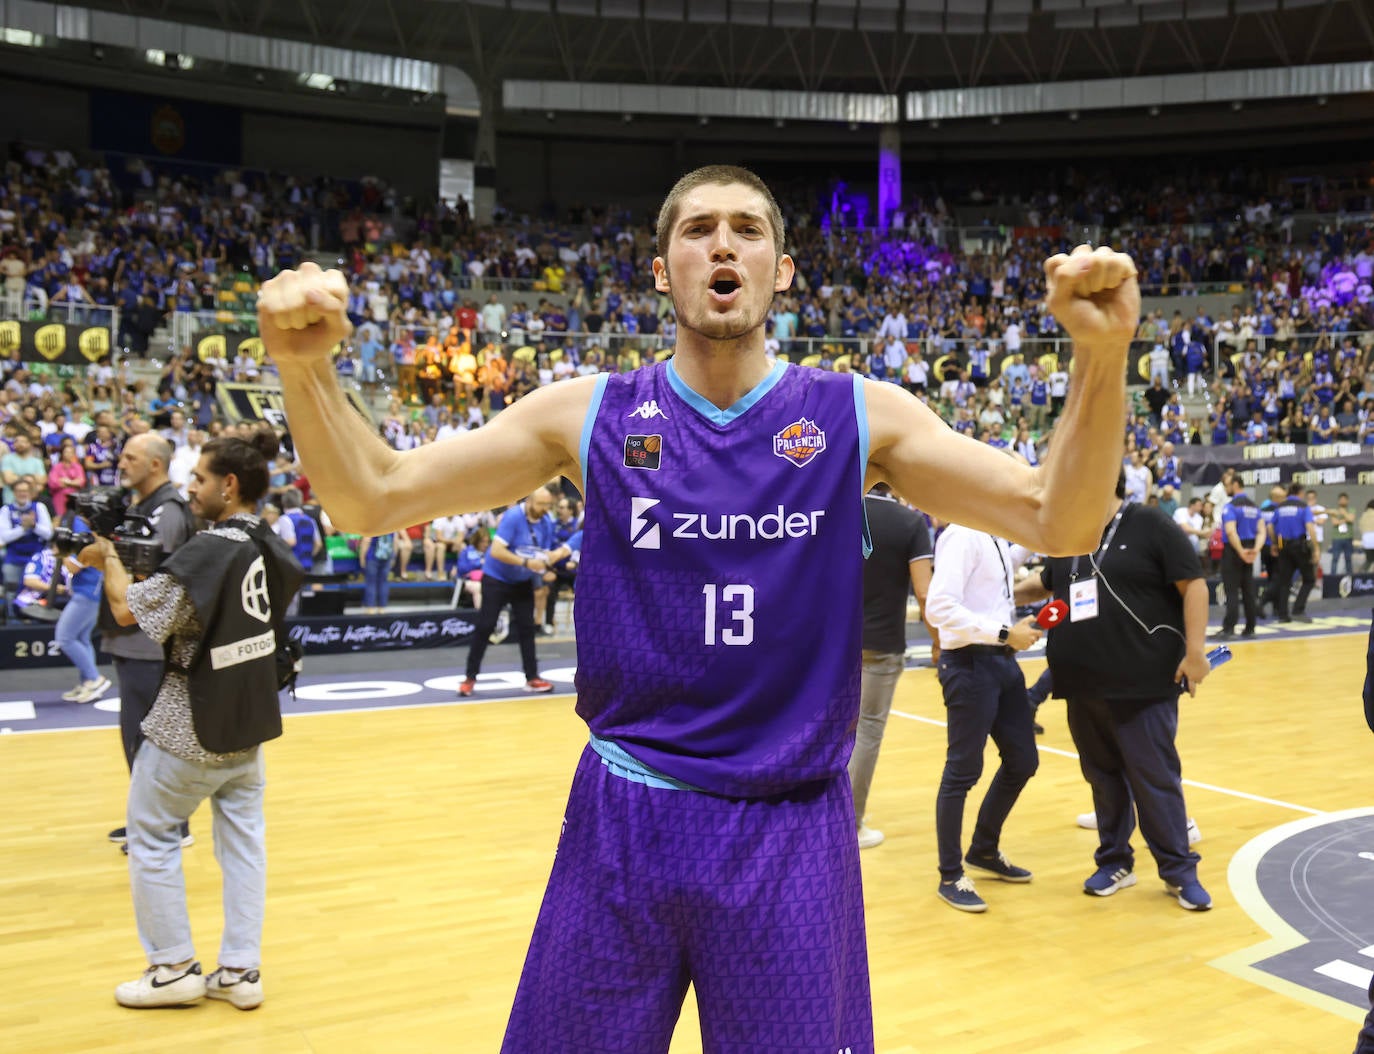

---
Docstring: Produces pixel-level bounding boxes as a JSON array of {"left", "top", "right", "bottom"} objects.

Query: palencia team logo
[
  {"left": 1212, "top": 807, "right": 1374, "bottom": 1021},
  {"left": 772, "top": 418, "right": 826, "bottom": 467}
]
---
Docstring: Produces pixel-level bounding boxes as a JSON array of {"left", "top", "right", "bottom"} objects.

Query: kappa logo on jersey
[
  {"left": 1216, "top": 807, "right": 1374, "bottom": 1014},
  {"left": 630, "top": 495, "right": 825, "bottom": 549},
  {"left": 630, "top": 496, "right": 662, "bottom": 549},
  {"left": 623, "top": 434, "right": 663, "bottom": 471},
  {"left": 772, "top": 418, "right": 827, "bottom": 467},
  {"left": 240, "top": 554, "right": 272, "bottom": 623},
  {"left": 627, "top": 399, "right": 668, "bottom": 421}
]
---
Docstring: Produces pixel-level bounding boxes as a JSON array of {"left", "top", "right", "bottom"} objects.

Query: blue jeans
[
  {"left": 55, "top": 593, "right": 100, "bottom": 683},
  {"left": 1330, "top": 537, "right": 1355, "bottom": 576},
  {"left": 934, "top": 649, "right": 1039, "bottom": 881},
  {"left": 127, "top": 740, "right": 266, "bottom": 969},
  {"left": 362, "top": 557, "right": 390, "bottom": 608}
]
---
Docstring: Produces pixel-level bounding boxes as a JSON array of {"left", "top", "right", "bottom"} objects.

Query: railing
[{"left": 2, "top": 298, "right": 122, "bottom": 338}]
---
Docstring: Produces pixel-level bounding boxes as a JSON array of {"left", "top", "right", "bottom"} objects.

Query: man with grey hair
[{"left": 102, "top": 432, "right": 199, "bottom": 850}]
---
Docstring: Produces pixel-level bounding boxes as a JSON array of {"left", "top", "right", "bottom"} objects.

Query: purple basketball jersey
[{"left": 576, "top": 359, "right": 867, "bottom": 798}]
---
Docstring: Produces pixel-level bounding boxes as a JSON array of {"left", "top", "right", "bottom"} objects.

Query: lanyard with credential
[{"left": 1069, "top": 505, "right": 1127, "bottom": 583}]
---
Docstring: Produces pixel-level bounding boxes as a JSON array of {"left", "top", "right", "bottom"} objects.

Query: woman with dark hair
[{"left": 81, "top": 428, "right": 302, "bottom": 1012}]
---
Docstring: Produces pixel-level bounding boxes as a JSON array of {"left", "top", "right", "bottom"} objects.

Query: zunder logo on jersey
[
  {"left": 772, "top": 418, "right": 827, "bottom": 467},
  {"left": 629, "top": 495, "right": 825, "bottom": 550},
  {"left": 630, "top": 496, "right": 661, "bottom": 549}
]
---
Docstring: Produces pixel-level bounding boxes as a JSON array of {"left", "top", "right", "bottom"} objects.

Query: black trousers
[
  {"left": 1065, "top": 694, "right": 1200, "bottom": 884},
  {"left": 1220, "top": 545, "right": 1258, "bottom": 634},
  {"left": 543, "top": 568, "right": 576, "bottom": 628},
  {"left": 1268, "top": 540, "right": 1315, "bottom": 617},
  {"left": 465, "top": 575, "right": 539, "bottom": 681},
  {"left": 934, "top": 649, "right": 1039, "bottom": 881},
  {"left": 114, "top": 656, "right": 164, "bottom": 772}
]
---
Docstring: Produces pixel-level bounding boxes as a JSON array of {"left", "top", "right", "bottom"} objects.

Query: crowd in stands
[{"left": 4, "top": 143, "right": 1374, "bottom": 612}]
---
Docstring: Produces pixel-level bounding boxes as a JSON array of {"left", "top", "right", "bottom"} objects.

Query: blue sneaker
[
  {"left": 1165, "top": 878, "right": 1213, "bottom": 911},
  {"left": 965, "top": 850, "right": 1033, "bottom": 883},
  {"left": 1083, "top": 866, "right": 1137, "bottom": 897},
  {"left": 937, "top": 875, "right": 988, "bottom": 913}
]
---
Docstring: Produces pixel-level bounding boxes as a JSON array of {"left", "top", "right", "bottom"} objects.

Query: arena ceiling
[{"left": 76, "top": 0, "right": 1374, "bottom": 96}]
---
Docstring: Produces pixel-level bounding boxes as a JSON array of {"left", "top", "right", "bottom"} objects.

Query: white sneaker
[
  {"left": 61, "top": 683, "right": 87, "bottom": 701},
  {"left": 205, "top": 967, "right": 264, "bottom": 1010},
  {"left": 1187, "top": 818, "right": 1202, "bottom": 845},
  {"left": 115, "top": 962, "right": 206, "bottom": 1008},
  {"left": 71, "top": 676, "right": 112, "bottom": 703},
  {"left": 856, "top": 823, "right": 885, "bottom": 850},
  {"left": 1076, "top": 812, "right": 1098, "bottom": 830},
  {"left": 489, "top": 611, "right": 510, "bottom": 644}
]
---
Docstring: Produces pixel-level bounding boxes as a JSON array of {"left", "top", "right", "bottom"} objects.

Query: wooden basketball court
[{"left": 1, "top": 630, "right": 1368, "bottom": 1053}]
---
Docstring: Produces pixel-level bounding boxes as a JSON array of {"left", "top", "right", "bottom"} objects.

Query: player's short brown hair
[{"left": 655, "top": 165, "right": 785, "bottom": 260}]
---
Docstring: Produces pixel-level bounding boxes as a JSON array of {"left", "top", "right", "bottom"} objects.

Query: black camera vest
[{"left": 160, "top": 517, "right": 304, "bottom": 754}]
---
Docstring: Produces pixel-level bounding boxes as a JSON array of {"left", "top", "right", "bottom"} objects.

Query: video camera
[{"left": 71, "top": 487, "right": 167, "bottom": 577}]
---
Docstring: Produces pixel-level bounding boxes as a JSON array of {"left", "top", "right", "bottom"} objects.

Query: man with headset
[{"left": 1017, "top": 472, "right": 1212, "bottom": 910}]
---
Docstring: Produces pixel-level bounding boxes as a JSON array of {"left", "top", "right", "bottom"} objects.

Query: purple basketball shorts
[{"left": 501, "top": 743, "right": 874, "bottom": 1053}]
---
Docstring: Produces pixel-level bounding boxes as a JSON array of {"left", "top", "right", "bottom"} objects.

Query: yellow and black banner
[
  {"left": 216, "top": 382, "right": 372, "bottom": 428},
  {"left": 196, "top": 332, "right": 267, "bottom": 364},
  {"left": 0, "top": 321, "right": 113, "bottom": 365}
]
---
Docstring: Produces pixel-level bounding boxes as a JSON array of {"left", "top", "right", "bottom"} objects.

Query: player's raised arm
[
  {"left": 259, "top": 262, "right": 591, "bottom": 535},
  {"left": 866, "top": 244, "right": 1137, "bottom": 556}
]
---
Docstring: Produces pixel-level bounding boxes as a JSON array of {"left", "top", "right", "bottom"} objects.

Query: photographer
[
  {"left": 81, "top": 432, "right": 303, "bottom": 1010},
  {"left": 99, "top": 434, "right": 198, "bottom": 850}
]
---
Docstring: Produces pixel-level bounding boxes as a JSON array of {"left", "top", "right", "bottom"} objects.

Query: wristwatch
[{"left": 997, "top": 625, "right": 1010, "bottom": 644}]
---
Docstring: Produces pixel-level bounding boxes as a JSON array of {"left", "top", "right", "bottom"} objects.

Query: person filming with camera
[
  {"left": 99, "top": 434, "right": 199, "bottom": 850},
  {"left": 80, "top": 431, "right": 303, "bottom": 1010}
]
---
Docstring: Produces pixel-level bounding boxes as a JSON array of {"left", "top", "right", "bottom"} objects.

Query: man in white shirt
[
  {"left": 1048, "top": 365, "right": 1070, "bottom": 418},
  {"left": 1123, "top": 451, "right": 1153, "bottom": 505},
  {"left": 925, "top": 521, "right": 1042, "bottom": 913},
  {"left": 167, "top": 431, "right": 204, "bottom": 496},
  {"left": 1173, "top": 496, "right": 1208, "bottom": 557}
]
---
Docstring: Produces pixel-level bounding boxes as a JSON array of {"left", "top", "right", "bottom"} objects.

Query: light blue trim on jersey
[
  {"left": 664, "top": 357, "right": 786, "bottom": 426},
  {"left": 590, "top": 734, "right": 705, "bottom": 792},
  {"left": 853, "top": 374, "right": 873, "bottom": 559},
  {"left": 578, "top": 373, "right": 611, "bottom": 480}
]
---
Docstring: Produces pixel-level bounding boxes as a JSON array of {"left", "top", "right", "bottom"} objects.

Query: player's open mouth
[{"left": 708, "top": 273, "right": 741, "bottom": 304}]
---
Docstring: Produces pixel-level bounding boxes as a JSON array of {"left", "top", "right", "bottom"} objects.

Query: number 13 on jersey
[{"left": 702, "top": 583, "right": 755, "bottom": 646}]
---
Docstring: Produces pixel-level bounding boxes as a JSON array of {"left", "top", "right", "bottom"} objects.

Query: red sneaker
[
  {"left": 524, "top": 678, "right": 554, "bottom": 694},
  {"left": 457, "top": 679, "right": 476, "bottom": 697}
]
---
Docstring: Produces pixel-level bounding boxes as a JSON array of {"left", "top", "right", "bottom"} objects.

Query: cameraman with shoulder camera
[
  {"left": 80, "top": 432, "right": 303, "bottom": 1010},
  {"left": 100, "top": 434, "right": 199, "bottom": 850}
]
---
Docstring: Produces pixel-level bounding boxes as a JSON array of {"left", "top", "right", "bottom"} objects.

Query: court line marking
[
  {"left": 1210, "top": 807, "right": 1374, "bottom": 1026},
  {"left": 888, "top": 708, "right": 1325, "bottom": 815},
  {"left": 0, "top": 691, "right": 581, "bottom": 737}
]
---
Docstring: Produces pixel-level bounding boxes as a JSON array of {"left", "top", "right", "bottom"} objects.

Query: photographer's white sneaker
[
  {"left": 115, "top": 962, "right": 206, "bottom": 1008},
  {"left": 206, "top": 967, "right": 264, "bottom": 1010}
]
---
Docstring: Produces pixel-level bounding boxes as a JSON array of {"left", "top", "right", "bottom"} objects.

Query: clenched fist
[
  {"left": 1043, "top": 244, "right": 1140, "bottom": 350},
  {"left": 257, "top": 261, "right": 352, "bottom": 366}
]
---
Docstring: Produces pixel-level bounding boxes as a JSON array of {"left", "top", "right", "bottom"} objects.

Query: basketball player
[{"left": 258, "top": 165, "right": 1139, "bottom": 1052}]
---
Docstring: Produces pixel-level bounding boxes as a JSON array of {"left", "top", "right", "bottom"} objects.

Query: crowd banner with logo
[
  {"left": 0, "top": 320, "right": 112, "bottom": 365},
  {"left": 218, "top": 382, "right": 372, "bottom": 428},
  {"left": 1178, "top": 443, "right": 1374, "bottom": 489},
  {"left": 1, "top": 612, "right": 477, "bottom": 669}
]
